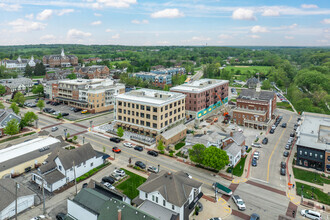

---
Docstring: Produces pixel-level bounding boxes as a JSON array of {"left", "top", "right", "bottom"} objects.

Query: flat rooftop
[
  {"left": 59, "top": 78, "right": 105, "bottom": 85},
  {"left": 170, "top": 79, "right": 228, "bottom": 93},
  {"left": 116, "top": 89, "right": 185, "bottom": 106},
  {"left": 296, "top": 112, "right": 330, "bottom": 151}
]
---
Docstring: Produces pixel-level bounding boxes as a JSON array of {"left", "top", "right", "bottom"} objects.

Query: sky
[{"left": 0, "top": 0, "right": 329, "bottom": 46}]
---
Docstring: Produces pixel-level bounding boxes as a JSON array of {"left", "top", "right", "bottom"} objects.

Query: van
[{"left": 300, "top": 209, "right": 321, "bottom": 220}]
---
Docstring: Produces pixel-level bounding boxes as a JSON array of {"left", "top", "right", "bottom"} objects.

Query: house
[
  {"left": 74, "top": 65, "right": 110, "bottom": 79},
  {"left": 31, "top": 143, "right": 104, "bottom": 192},
  {"left": 134, "top": 170, "right": 203, "bottom": 220},
  {"left": 1, "top": 55, "right": 37, "bottom": 70},
  {"left": 67, "top": 188, "right": 157, "bottom": 220},
  {"left": 44, "top": 69, "right": 72, "bottom": 81},
  {"left": 0, "top": 108, "right": 21, "bottom": 136},
  {"left": 246, "top": 77, "right": 258, "bottom": 89},
  {"left": 156, "top": 124, "right": 187, "bottom": 146},
  {"left": 0, "top": 179, "right": 36, "bottom": 220},
  {"left": 0, "top": 77, "right": 34, "bottom": 94}
]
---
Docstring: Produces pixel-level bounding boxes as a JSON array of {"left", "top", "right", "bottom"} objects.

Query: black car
[
  {"left": 147, "top": 150, "right": 158, "bottom": 157},
  {"left": 283, "top": 151, "right": 289, "bottom": 157},
  {"left": 135, "top": 161, "right": 146, "bottom": 169},
  {"left": 46, "top": 101, "right": 51, "bottom": 104},
  {"left": 134, "top": 146, "right": 143, "bottom": 151},
  {"left": 110, "top": 137, "right": 121, "bottom": 143},
  {"left": 269, "top": 128, "right": 275, "bottom": 134},
  {"left": 56, "top": 213, "right": 66, "bottom": 220},
  {"left": 281, "top": 123, "right": 287, "bottom": 128},
  {"left": 62, "top": 113, "right": 69, "bottom": 116},
  {"left": 49, "top": 109, "right": 56, "bottom": 113},
  {"left": 293, "top": 124, "right": 299, "bottom": 131},
  {"left": 262, "top": 137, "right": 268, "bottom": 144},
  {"left": 290, "top": 132, "right": 295, "bottom": 137},
  {"left": 43, "top": 108, "right": 51, "bottom": 113},
  {"left": 280, "top": 168, "right": 286, "bottom": 176},
  {"left": 102, "top": 176, "right": 115, "bottom": 184},
  {"left": 281, "top": 162, "right": 286, "bottom": 169},
  {"left": 74, "top": 108, "right": 82, "bottom": 112}
]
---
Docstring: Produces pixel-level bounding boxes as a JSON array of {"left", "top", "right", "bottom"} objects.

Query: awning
[
  {"left": 131, "top": 126, "right": 138, "bottom": 130},
  {"left": 152, "top": 130, "right": 157, "bottom": 134},
  {"left": 145, "top": 129, "right": 150, "bottom": 133},
  {"left": 139, "top": 127, "right": 144, "bottom": 130},
  {"left": 189, "top": 192, "right": 204, "bottom": 209}
]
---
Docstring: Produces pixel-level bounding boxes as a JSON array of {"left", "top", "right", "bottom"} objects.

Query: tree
[
  {"left": 34, "top": 62, "right": 46, "bottom": 76},
  {"left": 24, "top": 64, "right": 33, "bottom": 77},
  {"left": 10, "top": 102, "right": 19, "bottom": 115},
  {"left": 202, "top": 146, "right": 229, "bottom": 170},
  {"left": 157, "top": 140, "right": 165, "bottom": 151},
  {"left": 67, "top": 73, "right": 77, "bottom": 80},
  {"left": 32, "top": 84, "right": 44, "bottom": 97},
  {"left": 188, "top": 144, "right": 206, "bottom": 165},
  {"left": 20, "top": 111, "right": 38, "bottom": 129},
  {"left": 0, "top": 102, "right": 4, "bottom": 109},
  {"left": 37, "top": 99, "right": 45, "bottom": 111},
  {"left": 117, "top": 127, "right": 124, "bottom": 138},
  {"left": 0, "top": 85, "right": 6, "bottom": 96},
  {"left": 13, "top": 92, "right": 25, "bottom": 106},
  {"left": 73, "top": 135, "right": 78, "bottom": 142},
  {"left": 163, "top": 85, "right": 169, "bottom": 91},
  {"left": 4, "top": 119, "right": 20, "bottom": 135},
  {"left": 261, "top": 79, "right": 271, "bottom": 90}
]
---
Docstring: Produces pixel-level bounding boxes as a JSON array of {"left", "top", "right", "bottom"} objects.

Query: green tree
[
  {"left": 261, "top": 79, "right": 271, "bottom": 90},
  {"left": 56, "top": 113, "right": 63, "bottom": 119},
  {"left": 67, "top": 73, "right": 77, "bottom": 80},
  {"left": 0, "top": 85, "right": 6, "bottom": 96},
  {"left": 117, "top": 127, "right": 124, "bottom": 138},
  {"left": 24, "top": 64, "right": 33, "bottom": 77},
  {"left": 32, "top": 84, "right": 44, "bottom": 97},
  {"left": 202, "top": 146, "right": 229, "bottom": 170},
  {"left": 163, "top": 85, "right": 169, "bottom": 91},
  {"left": 157, "top": 140, "right": 165, "bottom": 151},
  {"left": 13, "top": 92, "right": 25, "bottom": 106},
  {"left": 0, "top": 102, "right": 4, "bottom": 109},
  {"left": 34, "top": 62, "right": 46, "bottom": 76},
  {"left": 188, "top": 144, "right": 206, "bottom": 165},
  {"left": 37, "top": 99, "right": 45, "bottom": 111},
  {"left": 4, "top": 119, "right": 20, "bottom": 135},
  {"left": 20, "top": 111, "right": 38, "bottom": 129},
  {"left": 10, "top": 102, "right": 19, "bottom": 115},
  {"left": 73, "top": 135, "right": 78, "bottom": 142}
]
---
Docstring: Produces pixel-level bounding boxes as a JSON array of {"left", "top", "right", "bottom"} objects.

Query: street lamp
[
  {"left": 83, "top": 136, "right": 85, "bottom": 144},
  {"left": 64, "top": 129, "right": 68, "bottom": 140},
  {"left": 90, "top": 120, "right": 93, "bottom": 130},
  {"left": 301, "top": 185, "right": 304, "bottom": 203},
  {"left": 289, "top": 174, "right": 291, "bottom": 184}
]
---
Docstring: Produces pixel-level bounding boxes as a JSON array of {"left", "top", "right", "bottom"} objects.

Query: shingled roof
[
  {"left": 138, "top": 170, "right": 202, "bottom": 207},
  {"left": 239, "top": 89, "right": 275, "bottom": 101}
]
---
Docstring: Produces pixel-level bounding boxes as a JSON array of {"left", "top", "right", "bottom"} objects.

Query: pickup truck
[
  {"left": 212, "top": 182, "right": 232, "bottom": 196},
  {"left": 232, "top": 195, "right": 246, "bottom": 210}
]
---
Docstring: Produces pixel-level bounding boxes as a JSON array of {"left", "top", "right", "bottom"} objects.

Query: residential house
[
  {"left": 0, "top": 108, "right": 21, "bottom": 136},
  {"left": 31, "top": 143, "right": 104, "bottom": 192},
  {"left": 131, "top": 72, "right": 172, "bottom": 88},
  {"left": 0, "top": 77, "right": 34, "bottom": 95},
  {"left": 44, "top": 69, "right": 72, "bottom": 81},
  {"left": 74, "top": 65, "right": 110, "bottom": 79},
  {"left": 134, "top": 170, "right": 203, "bottom": 220}
]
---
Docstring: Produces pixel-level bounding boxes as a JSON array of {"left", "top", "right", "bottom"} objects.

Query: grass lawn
[
  {"left": 31, "top": 76, "right": 44, "bottom": 79},
  {"left": 175, "top": 142, "right": 185, "bottom": 150},
  {"left": 225, "top": 66, "right": 272, "bottom": 75},
  {"left": 116, "top": 169, "right": 147, "bottom": 199},
  {"left": 277, "top": 102, "right": 294, "bottom": 112},
  {"left": 25, "top": 95, "right": 39, "bottom": 100},
  {"left": 292, "top": 167, "right": 330, "bottom": 186},
  {"left": 296, "top": 182, "right": 330, "bottom": 206},
  {"left": 226, "top": 156, "right": 247, "bottom": 177}
]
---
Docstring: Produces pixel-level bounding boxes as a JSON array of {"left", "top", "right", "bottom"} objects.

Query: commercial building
[
  {"left": 232, "top": 88, "right": 276, "bottom": 130},
  {"left": 170, "top": 79, "right": 229, "bottom": 120},
  {"left": 43, "top": 49, "right": 78, "bottom": 68},
  {"left": 0, "top": 77, "right": 34, "bottom": 95},
  {"left": 151, "top": 67, "right": 185, "bottom": 76},
  {"left": 1, "top": 55, "right": 37, "bottom": 69},
  {"left": 134, "top": 170, "right": 203, "bottom": 220},
  {"left": 115, "top": 89, "right": 186, "bottom": 141},
  {"left": 296, "top": 112, "right": 330, "bottom": 173},
  {"left": 0, "top": 179, "right": 36, "bottom": 220},
  {"left": 74, "top": 65, "right": 110, "bottom": 79},
  {"left": 52, "top": 78, "right": 125, "bottom": 113},
  {"left": 0, "top": 108, "right": 21, "bottom": 137},
  {"left": 131, "top": 72, "right": 172, "bottom": 88}
]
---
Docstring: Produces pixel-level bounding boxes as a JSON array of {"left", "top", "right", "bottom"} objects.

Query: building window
[
  {"left": 146, "top": 114, "right": 150, "bottom": 119},
  {"left": 118, "top": 109, "right": 122, "bottom": 113},
  {"left": 310, "top": 152, "right": 312, "bottom": 157},
  {"left": 132, "top": 104, "right": 135, "bottom": 108},
  {"left": 141, "top": 105, "right": 145, "bottom": 110},
  {"left": 146, "top": 122, "right": 150, "bottom": 127},
  {"left": 147, "top": 106, "right": 151, "bottom": 111},
  {"left": 170, "top": 111, "right": 172, "bottom": 116},
  {"left": 170, "top": 119, "right": 172, "bottom": 123},
  {"left": 128, "top": 110, "right": 130, "bottom": 115},
  {"left": 161, "top": 123, "right": 163, "bottom": 127},
  {"left": 128, "top": 118, "right": 130, "bottom": 122},
  {"left": 124, "top": 117, "right": 126, "bottom": 121},
  {"left": 153, "top": 107, "right": 157, "bottom": 112},
  {"left": 124, "top": 102, "right": 126, "bottom": 107},
  {"left": 153, "top": 115, "right": 157, "bottom": 120},
  {"left": 165, "top": 105, "right": 168, "bottom": 110},
  {"left": 165, "top": 121, "right": 168, "bottom": 126},
  {"left": 136, "top": 119, "right": 139, "bottom": 124},
  {"left": 59, "top": 165, "right": 62, "bottom": 170},
  {"left": 90, "top": 162, "right": 93, "bottom": 167},
  {"left": 152, "top": 195, "right": 155, "bottom": 201},
  {"left": 141, "top": 121, "right": 144, "bottom": 126},
  {"left": 320, "top": 155, "right": 323, "bottom": 159},
  {"left": 161, "top": 107, "right": 163, "bottom": 112},
  {"left": 141, "top": 113, "right": 145, "bottom": 118},
  {"left": 136, "top": 112, "right": 139, "bottom": 117},
  {"left": 136, "top": 104, "right": 139, "bottom": 109},
  {"left": 299, "top": 150, "right": 302, "bottom": 155},
  {"left": 170, "top": 104, "right": 172, "bottom": 108},
  {"left": 132, "top": 119, "right": 134, "bottom": 123},
  {"left": 145, "top": 193, "right": 148, "bottom": 199},
  {"left": 156, "top": 197, "right": 158, "bottom": 203},
  {"left": 315, "top": 154, "right": 318, "bottom": 158},
  {"left": 124, "top": 110, "right": 126, "bottom": 114},
  {"left": 128, "top": 103, "right": 130, "bottom": 108},
  {"left": 153, "top": 123, "right": 157, "bottom": 128},
  {"left": 132, "top": 111, "right": 134, "bottom": 116},
  {"left": 174, "top": 109, "right": 177, "bottom": 114},
  {"left": 163, "top": 200, "right": 166, "bottom": 206},
  {"left": 172, "top": 205, "right": 175, "bottom": 210},
  {"left": 118, "top": 116, "right": 122, "bottom": 120},
  {"left": 165, "top": 113, "right": 168, "bottom": 118},
  {"left": 304, "top": 151, "right": 307, "bottom": 156}
]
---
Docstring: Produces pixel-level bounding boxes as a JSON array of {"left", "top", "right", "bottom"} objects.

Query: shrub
[
  {"left": 160, "top": 150, "right": 165, "bottom": 154},
  {"left": 175, "top": 142, "right": 185, "bottom": 150},
  {"left": 246, "top": 148, "right": 252, "bottom": 153},
  {"left": 169, "top": 152, "right": 174, "bottom": 157}
]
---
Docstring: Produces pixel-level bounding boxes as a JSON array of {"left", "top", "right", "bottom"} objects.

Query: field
[{"left": 225, "top": 66, "right": 272, "bottom": 81}]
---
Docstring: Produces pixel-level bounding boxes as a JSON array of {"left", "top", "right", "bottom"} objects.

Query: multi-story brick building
[
  {"left": 232, "top": 88, "right": 276, "bottom": 130},
  {"left": 170, "top": 79, "right": 229, "bottom": 120},
  {"left": 114, "top": 89, "right": 186, "bottom": 142},
  {"left": 51, "top": 79, "right": 125, "bottom": 113},
  {"left": 43, "top": 49, "right": 78, "bottom": 68},
  {"left": 74, "top": 65, "right": 110, "bottom": 79},
  {"left": 296, "top": 112, "right": 330, "bottom": 173}
]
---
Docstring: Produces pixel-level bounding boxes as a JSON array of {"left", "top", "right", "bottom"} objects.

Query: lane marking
[
  {"left": 266, "top": 115, "right": 293, "bottom": 182},
  {"left": 249, "top": 177, "right": 269, "bottom": 183}
]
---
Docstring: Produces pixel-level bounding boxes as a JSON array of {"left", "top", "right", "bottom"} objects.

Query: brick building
[
  {"left": 232, "top": 88, "right": 276, "bottom": 130},
  {"left": 74, "top": 65, "right": 110, "bottom": 79},
  {"left": 43, "top": 49, "right": 78, "bottom": 68},
  {"left": 170, "top": 79, "right": 229, "bottom": 120}
]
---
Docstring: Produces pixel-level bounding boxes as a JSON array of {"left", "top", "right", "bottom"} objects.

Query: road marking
[
  {"left": 224, "top": 207, "right": 231, "bottom": 213},
  {"left": 266, "top": 115, "right": 293, "bottom": 182},
  {"left": 250, "top": 177, "right": 269, "bottom": 184}
]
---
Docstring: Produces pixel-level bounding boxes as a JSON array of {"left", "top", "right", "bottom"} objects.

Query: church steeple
[
  {"left": 61, "top": 48, "right": 65, "bottom": 57},
  {"left": 17, "top": 55, "right": 22, "bottom": 63}
]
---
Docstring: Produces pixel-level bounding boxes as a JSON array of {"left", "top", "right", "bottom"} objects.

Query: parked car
[
  {"left": 46, "top": 101, "right": 51, "bottom": 104},
  {"left": 269, "top": 128, "right": 275, "bottom": 134},
  {"left": 112, "top": 147, "right": 121, "bottom": 153},
  {"left": 49, "top": 109, "right": 56, "bottom": 113},
  {"left": 102, "top": 176, "right": 115, "bottom": 184},
  {"left": 135, "top": 161, "right": 146, "bottom": 169},
  {"left": 209, "top": 218, "right": 222, "bottom": 220},
  {"left": 147, "top": 166, "right": 158, "bottom": 173},
  {"left": 30, "top": 103, "right": 37, "bottom": 107},
  {"left": 281, "top": 123, "right": 287, "bottom": 128},
  {"left": 30, "top": 215, "right": 45, "bottom": 220},
  {"left": 290, "top": 132, "right": 295, "bottom": 137},
  {"left": 53, "top": 111, "right": 61, "bottom": 115},
  {"left": 81, "top": 110, "right": 88, "bottom": 114},
  {"left": 103, "top": 182, "right": 115, "bottom": 190},
  {"left": 285, "top": 144, "right": 290, "bottom": 150},
  {"left": 111, "top": 173, "right": 122, "bottom": 181},
  {"left": 123, "top": 142, "right": 133, "bottom": 148},
  {"left": 134, "top": 146, "right": 143, "bottom": 151},
  {"left": 43, "top": 108, "right": 51, "bottom": 113},
  {"left": 280, "top": 168, "right": 286, "bottom": 176},
  {"left": 232, "top": 195, "right": 246, "bottom": 211},
  {"left": 113, "top": 169, "right": 126, "bottom": 177},
  {"left": 251, "top": 142, "right": 261, "bottom": 148},
  {"left": 252, "top": 159, "right": 257, "bottom": 167},
  {"left": 51, "top": 127, "right": 58, "bottom": 132},
  {"left": 262, "top": 138, "right": 268, "bottom": 145},
  {"left": 271, "top": 125, "right": 276, "bottom": 130},
  {"left": 283, "top": 151, "right": 289, "bottom": 157},
  {"left": 56, "top": 213, "right": 66, "bottom": 220},
  {"left": 110, "top": 137, "right": 121, "bottom": 143},
  {"left": 62, "top": 113, "right": 69, "bottom": 116},
  {"left": 147, "top": 150, "right": 158, "bottom": 157},
  {"left": 300, "top": 209, "right": 321, "bottom": 220},
  {"left": 294, "top": 124, "right": 299, "bottom": 131},
  {"left": 250, "top": 213, "right": 260, "bottom": 220},
  {"left": 253, "top": 151, "right": 260, "bottom": 160},
  {"left": 73, "top": 108, "right": 82, "bottom": 112},
  {"left": 281, "top": 162, "right": 286, "bottom": 169}
]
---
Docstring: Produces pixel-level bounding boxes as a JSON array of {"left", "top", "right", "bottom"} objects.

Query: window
[
  {"left": 163, "top": 200, "right": 166, "bottom": 206},
  {"left": 118, "top": 116, "right": 122, "bottom": 120},
  {"left": 58, "top": 165, "right": 62, "bottom": 170},
  {"left": 174, "top": 116, "right": 177, "bottom": 121},
  {"left": 174, "top": 102, "right": 177, "bottom": 107},
  {"left": 153, "top": 115, "right": 157, "bottom": 120},
  {"left": 132, "top": 111, "right": 134, "bottom": 116},
  {"left": 124, "top": 110, "right": 126, "bottom": 114},
  {"left": 165, "top": 121, "right": 168, "bottom": 126},
  {"left": 165, "top": 113, "right": 168, "bottom": 118},
  {"left": 304, "top": 151, "right": 307, "bottom": 156},
  {"left": 136, "top": 104, "right": 139, "bottom": 109},
  {"left": 118, "top": 109, "right": 122, "bottom": 113},
  {"left": 146, "top": 114, "right": 150, "bottom": 119},
  {"left": 156, "top": 197, "right": 158, "bottom": 203},
  {"left": 315, "top": 154, "right": 318, "bottom": 158},
  {"left": 136, "top": 112, "right": 139, "bottom": 117},
  {"left": 147, "top": 106, "right": 151, "bottom": 111},
  {"left": 124, "top": 102, "right": 126, "bottom": 107},
  {"left": 128, "top": 103, "right": 130, "bottom": 107},
  {"left": 153, "top": 123, "right": 157, "bottom": 128},
  {"left": 153, "top": 107, "right": 157, "bottom": 112},
  {"left": 124, "top": 117, "right": 126, "bottom": 121},
  {"left": 299, "top": 150, "right": 302, "bottom": 155},
  {"left": 172, "top": 205, "right": 175, "bottom": 210},
  {"left": 161, "top": 123, "right": 163, "bottom": 127},
  {"left": 310, "top": 152, "right": 312, "bottom": 157},
  {"left": 128, "top": 118, "right": 130, "bottom": 122},
  {"left": 145, "top": 193, "right": 148, "bottom": 199},
  {"left": 320, "top": 155, "right": 323, "bottom": 159},
  {"left": 141, "top": 113, "right": 145, "bottom": 118},
  {"left": 152, "top": 195, "right": 155, "bottom": 201},
  {"left": 132, "top": 119, "right": 134, "bottom": 123},
  {"left": 128, "top": 110, "right": 130, "bottom": 115},
  {"left": 165, "top": 105, "right": 168, "bottom": 110},
  {"left": 170, "top": 119, "right": 172, "bottom": 123},
  {"left": 174, "top": 109, "right": 177, "bottom": 114},
  {"left": 132, "top": 104, "right": 135, "bottom": 108},
  {"left": 141, "top": 121, "right": 144, "bottom": 125},
  {"left": 146, "top": 122, "right": 150, "bottom": 127},
  {"left": 161, "top": 107, "right": 163, "bottom": 112},
  {"left": 136, "top": 119, "right": 139, "bottom": 124},
  {"left": 170, "top": 104, "right": 172, "bottom": 108},
  {"left": 141, "top": 105, "right": 145, "bottom": 110},
  {"left": 90, "top": 162, "right": 93, "bottom": 167}
]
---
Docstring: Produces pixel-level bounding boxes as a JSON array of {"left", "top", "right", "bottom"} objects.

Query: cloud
[
  {"left": 322, "top": 19, "right": 330, "bottom": 24},
  {"left": 151, "top": 8, "right": 184, "bottom": 18},
  {"left": 301, "top": 4, "right": 318, "bottom": 9},
  {"left": 131, "top": 19, "right": 149, "bottom": 24},
  {"left": 232, "top": 8, "right": 256, "bottom": 20},
  {"left": 0, "top": 3, "right": 21, "bottom": 11},
  {"left": 251, "top": 25, "right": 268, "bottom": 33},
  {"left": 289, "top": 23, "right": 298, "bottom": 29},
  {"left": 8, "top": 19, "right": 46, "bottom": 32},
  {"left": 91, "top": 20, "right": 102, "bottom": 25},
  {"left": 218, "top": 34, "right": 232, "bottom": 39},
  {"left": 40, "top": 34, "right": 56, "bottom": 40},
  {"left": 285, "top": 36, "right": 294, "bottom": 39},
  {"left": 95, "top": 0, "right": 137, "bottom": 8},
  {"left": 36, "top": 9, "right": 53, "bottom": 20},
  {"left": 57, "top": 9, "right": 74, "bottom": 16},
  {"left": 249, "top": 35, "right": 260, "bottom": 39},
  {"left": 94, "top": 13, "right": 102, "bottom": 16},
  {"left": 105, "top": 29, "right": 113, "bottom": 32},
  {"left": 112, "top": 33, "right": 120, "bottom": 39},
  {"left": 67, "top": 29, "right": 92, "bottom": 39},
  {"left": 25, "top": 14, "right": 34, "bottom": 19},
  {"left": 191, "top": 36, "right": 211, "bottom": 41},
  {"left": 262, "top": 9, "right": 280, "bottom": 16}
]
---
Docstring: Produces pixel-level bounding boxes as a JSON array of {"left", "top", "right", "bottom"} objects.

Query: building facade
[
  {"left": 0, "top": 108, "right": 21, "bottom": 137},
  {"left": 115, "top": 89, "right": 186, "bottom": 139},
  {"left": 151, "top": 67, "right": 185, "bottom": 76},
  {"left": 296, "top": 112, "right": 330, "bottom": 173},
  {"left": 74, "top": 65, "right": 110, "bottom": 79},
  {"left": 131, "top": 72, "right": 172, "bottom": 88},
  {"left": 232, "top": 88, "right": 276, "bottom": 130},
  {"left": 43, "top": 49, "right": 78, "bottom": 68},
  {"left": 170, "top": 79, "right": 229, "bottom": 120},
  {"left": 1, "top": 56, "right": 36, "bottom": 69},
  {"left": 0, "top": 77, "right": 34, "bottom": 95}
]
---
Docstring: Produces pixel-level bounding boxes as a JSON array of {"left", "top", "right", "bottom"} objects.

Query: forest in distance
[{"left": 0, "top": 44, "right": 329, "bottom": 115}]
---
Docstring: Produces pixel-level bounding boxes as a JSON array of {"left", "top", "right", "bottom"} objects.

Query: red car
[{"left": 112, "top": 147, "right": 121, "bottom": 153}]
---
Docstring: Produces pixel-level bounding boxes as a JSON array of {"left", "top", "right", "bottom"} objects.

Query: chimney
[{"left": 118, "top": 209, "right": 122, "bottom": 220}]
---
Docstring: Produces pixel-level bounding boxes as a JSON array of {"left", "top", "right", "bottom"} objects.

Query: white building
[
  {"left": 1, "top": 56, "right": 36, "bottom": 69},
  {"left": 0, "top": 77, "right": 34, "bottom": 93},
  {"left": 0, "top": 179, "right": 35, "bottom": 220},
  {"left": 134, "top": 171, "right": 203, "bottom": 220},
  {"left": 32, "top": 143, "right": 104, "bottom": 192}
]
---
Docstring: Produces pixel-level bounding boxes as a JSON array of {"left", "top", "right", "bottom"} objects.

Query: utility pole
[
  {"left": 83, "top": 136, "right": 85, "bottom": 144},
  {"left": 15, "top": 182, "right": 18, "bottom": 220},
  {"left": 73, "top": 161, "right": 77, "bottom": 195},
  {"left": 42, "top": 179, "right": 45, "bottom": 215}
]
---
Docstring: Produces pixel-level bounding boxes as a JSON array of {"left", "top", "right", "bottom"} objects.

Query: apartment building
[
  {"left": 170, "top": 79, "right": 229, "bottom": 120},
  {"left": 115, "top": 89, "right": 186, "bottom": 140},
  {"left": 54, "top": 79, "right": 125, "bottom": 113},
  {"left": 151, "top": 67, "right": 185, "bottom": 76},
  {"left": 131, "top": 72, "right": 172, "bottom": 87}
]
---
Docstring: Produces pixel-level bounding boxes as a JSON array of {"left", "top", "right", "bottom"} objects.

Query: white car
[
  {"left": 111, "top": 173, "right": 123, "bottom": 181},
  {"left": 103, "top": 182, "right": 115, "bottom": 190},
  {"left": 272, "top": 125, "right": 276, "bottom": 130},
  {"left": 53, "top": 111, "right": 61, "bottom": 115},
  {"left": 147, "top": 166, "right": 158, "bottom": 173},
  {"left": 232, "top": 195, "right": 246, "bottom": 211},
  {"left": 123, "top": 142, "right": 133, "bottom": 148},
  {"left": 253, "top": 151, "right": 260, "bottom": 160},
  {"left": 300, "top": 209, "right": 321, "bottom": 220},
  {"left": 113, "top": 169, "right": 126, "bottom": 177},
  {"left": 30, "top": 215, "right": 45, "bottom": 220},
  {"left": 251, "top": 142, "right": 261, "bottom": 148}
]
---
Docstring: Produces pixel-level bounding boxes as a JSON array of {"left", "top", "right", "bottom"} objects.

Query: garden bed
[{"left": 76, "top": 162, "right": 110, "bottom": 182}]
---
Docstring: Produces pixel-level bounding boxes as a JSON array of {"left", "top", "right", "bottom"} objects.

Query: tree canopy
[
  {"left": 20, "top": 111, "right": 38, "bottom": 129},
  {"left": 0, "top": 85, "right": 6, "bottom": 96},
  {"left": 13, "top": 92, "right": 25, "bottom": 106},
  {"left": 10, "top": 102, "right": 19, "bottom": 115},
  {"left": 37, "top": 99, "right": 45, "bottom": 111},
  {"left": 32, "top": 84, "right": 44, "bottom": 97},
  {"left": 4, "top": 119, "right": 20, "bottom": 135},
  {"left": 117, "top": 127, "right": 124, "bottom": 138},
  {"left": 202, "top": 146, "right": 229, "bottom": 170},
  {"left": 188, "top": 144, "right": 206, "bottom": 165}
]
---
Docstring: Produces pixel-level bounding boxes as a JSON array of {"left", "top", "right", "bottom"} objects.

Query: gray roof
[
  {"left": 0, "top": 179, "right": 35, "bottom": 210},
  {"left": 0, "top": 77, "right": 34, "bottom": 89},
  {"left": 231, "top": 131, "right": 246, "bottom": 146},
  {"left": 138, "top": 170, "right": 202, "bottom": 207},
  {"left": 0, "top": 108, "right": 21, "bottom": 128},
  {"left": 161, "top": 124, "right": 186, "bottom": 140},
  {"left": 43, "top": 169, "right": 66, "bottom": 184},
  {"left": 139, "top": 200, "right": 177, "bottom": 220},
  {"left": 185, "top": 134, "right": 209, "bottom": 146},
  {"left": 224, "top": 142, "right": 241, "bottom": 156},
  {"left": 238, "top": 89, "right": 275, "bottom": 101}
]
